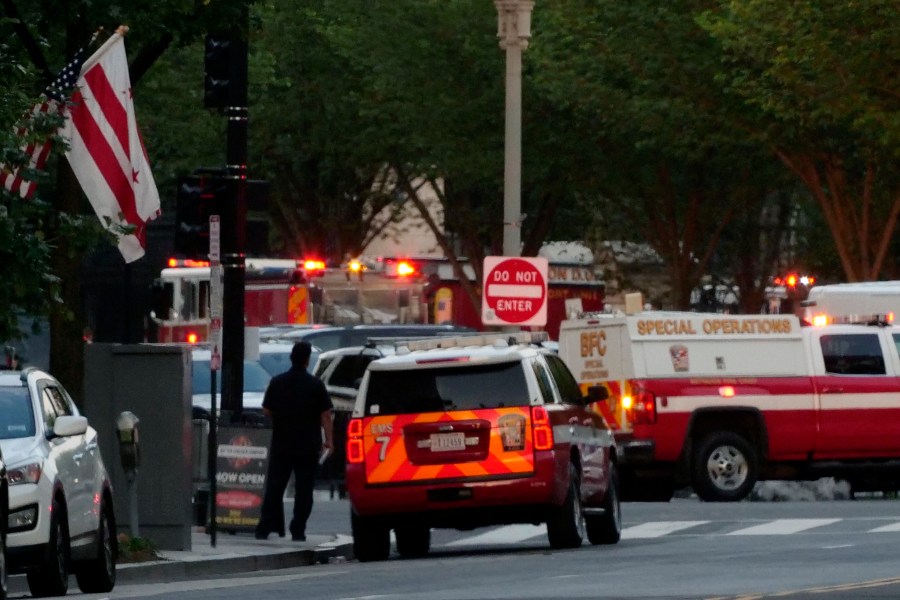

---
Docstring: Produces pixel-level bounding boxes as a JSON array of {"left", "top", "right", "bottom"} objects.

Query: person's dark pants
[{"left": 256, "top": 450, "right": 318, "bottom": 539}]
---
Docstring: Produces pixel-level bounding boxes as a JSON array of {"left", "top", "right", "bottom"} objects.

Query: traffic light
[
  {"left": 204, "top": 35, "right": 247, "bottom": 110},
  {"left": 173, "top": 175, "right": 227, "bottom": 257}
]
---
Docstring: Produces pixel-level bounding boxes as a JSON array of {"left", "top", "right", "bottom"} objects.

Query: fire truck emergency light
[
  {"left": 397, "top": 261, "right": 415, "bottom": 277},
  {"left": 167, "top": 258, "right": 210, "bottom": 268},
  {"left": 303, "top": 259, "right": 326, "bottom": 271},
  {"left": 186, "top": 332, "right": 199, "bottom": 344}
]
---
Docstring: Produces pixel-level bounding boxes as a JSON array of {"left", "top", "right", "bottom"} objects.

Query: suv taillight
[
  {"left": 531, "top": 406, "right": 554, "bottom": 450},
  {"left": 628, "top": 388, "right": 657, "bottom": 424},
  {"left": 347, "top": 418, "right": 364, "bottom": 463}
]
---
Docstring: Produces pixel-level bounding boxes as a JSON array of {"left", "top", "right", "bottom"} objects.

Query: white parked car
[
  {"left": 0, "top": 367, "right": 116, "bottom": 597},
  {"left": 190, "top": 349, "right": 272, "bottom": 419},
  {"left": 258, "top": 341, "right": 322, "bottom": 377}
]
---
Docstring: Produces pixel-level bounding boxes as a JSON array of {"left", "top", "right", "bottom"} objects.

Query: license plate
[{"left": 430, "top": 432, "right": 465, "bottom": 452}]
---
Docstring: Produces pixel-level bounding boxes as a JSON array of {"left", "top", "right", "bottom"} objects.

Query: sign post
[
  {"left": 482, "top": 256, "right": 549, "bottom": 327},
  {"left": 208, "top": 215, "right": 222, "bottom": 547}
]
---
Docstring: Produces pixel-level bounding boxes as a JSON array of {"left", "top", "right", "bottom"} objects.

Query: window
[
  {"left": 192, "top": 360, "right": 272, "bottom": 395},
  {"left": 820, "top": 334, "right": 886, "bottom": 375},
  {"left": 41, "top": 388, "right": 59, "bottom": 428},
  {"left": 0, "top": 389, "right": 35, "bottom": 439},
  {"left": 365, "top": 362, "right": 529, "bottom": 415},
  {"left": 531, "top": 360, "right": 557, "bottom": 404},
  {"left": 329, "top": 354, "right": 378, "bottom": 389},
  {"left": 545, "top": 355, "right": 583, "bottom": 404},
  {"left": 893, "top": 334, "right": 900, "bottom": 363}
]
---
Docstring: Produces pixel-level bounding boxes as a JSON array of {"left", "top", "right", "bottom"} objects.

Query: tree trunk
[{"left": 49, "top": 161, "right": 86, "bottom": 408}]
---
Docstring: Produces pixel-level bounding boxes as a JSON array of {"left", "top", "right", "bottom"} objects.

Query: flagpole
[{"left": 80, "top": 25, "right": 129, "bottom": 74}]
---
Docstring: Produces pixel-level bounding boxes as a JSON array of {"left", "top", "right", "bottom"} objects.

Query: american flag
[{"left": 0, "top": 47, "right": 89, "bottom": 199}]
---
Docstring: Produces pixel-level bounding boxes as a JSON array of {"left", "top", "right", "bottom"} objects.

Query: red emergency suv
[{"left": 345, "top": 332, "right": 622, "bottom": 561}]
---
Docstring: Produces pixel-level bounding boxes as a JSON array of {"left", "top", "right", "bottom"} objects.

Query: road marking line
[
  {"left": 727, "top": 518, "right": 840, "bottom": 535},
  {"left": 869, "top": 521, "right": 900, "bottom": 533},
  {"left": 444, "top": 524, "right": 545, "bottom": 546},
  {"left": 621, "top": 521, "right": 710, "bottom": 539}
]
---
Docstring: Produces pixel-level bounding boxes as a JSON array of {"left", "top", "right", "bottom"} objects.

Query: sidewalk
[{"left": 115, "top": 528, "right": 355, "bottom": 584}]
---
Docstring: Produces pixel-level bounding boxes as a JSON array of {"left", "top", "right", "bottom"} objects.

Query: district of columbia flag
[
  {"left": 0, "top": 48, "right": 89, "bottom": 199},
  {"left": 60, "top": 25, "right": 161, "bottom": 263}
]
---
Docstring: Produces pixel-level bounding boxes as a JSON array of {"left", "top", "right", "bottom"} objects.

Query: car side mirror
[
  {"left": 585, "top": 385, "right": 609, "bottom": 405},
  {"left": 52, "top": 415, "right": 89, "bottom": 438}
]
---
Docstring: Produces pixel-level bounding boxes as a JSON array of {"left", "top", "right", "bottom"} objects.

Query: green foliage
[
  {"left": 116, "top": 533, "right": 161, "bottom": 563},
  {"left": 701, "top": 0, "right": 900, "bottom": 155}
]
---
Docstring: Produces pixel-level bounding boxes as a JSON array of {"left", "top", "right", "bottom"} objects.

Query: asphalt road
[{"left": 13, "top": 495, "right": 900, "bottom": 599}]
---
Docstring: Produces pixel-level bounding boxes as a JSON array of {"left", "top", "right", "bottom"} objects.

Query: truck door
[{"left": 812, "top": 329, "right": 900, "bottom": 457}]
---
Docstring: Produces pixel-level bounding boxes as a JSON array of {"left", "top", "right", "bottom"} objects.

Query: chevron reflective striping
[
  {"left": 727, "top": 518, "right": 840, "bottom": 535},
  {"left": 621, "top": 521, "right": 710, "bottom": 539}
]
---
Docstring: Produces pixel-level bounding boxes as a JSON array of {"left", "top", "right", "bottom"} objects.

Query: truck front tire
[{"left": 692, "top": 432, "right": 758, "bottom": 502}]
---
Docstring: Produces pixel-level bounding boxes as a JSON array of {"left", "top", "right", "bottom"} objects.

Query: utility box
[{"left": 83, "top": 343, "right": 193, "bottom": 550}]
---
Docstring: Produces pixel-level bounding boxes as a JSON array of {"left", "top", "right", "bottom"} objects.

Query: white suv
[{"left": 0, "top": 368, "right": 116, "bottom": 597}]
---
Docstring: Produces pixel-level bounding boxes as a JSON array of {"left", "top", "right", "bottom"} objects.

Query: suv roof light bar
[
  {"left": 813, "top": 313, "right": 894, "bottom": 327},
  {"left": 395, "top": 331, "right": 550, "bottom": 352}
]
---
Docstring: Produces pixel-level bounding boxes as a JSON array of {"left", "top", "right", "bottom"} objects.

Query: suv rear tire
[
  {"left": 395, "top": 526, "right": 430, "bottom": 558},
  {"left": 547, "top": 463, "right": 585, "bottom": 549},
  {"left": 586, "top": 462, "right": 622, "bottom": 545},
  {"left": 351, "top": 512, "right": 390, "bottom": 562}
]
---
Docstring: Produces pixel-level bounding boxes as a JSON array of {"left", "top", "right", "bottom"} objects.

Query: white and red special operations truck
[{"left": 559, "top": 297, "right": 900, "bottom": 502}]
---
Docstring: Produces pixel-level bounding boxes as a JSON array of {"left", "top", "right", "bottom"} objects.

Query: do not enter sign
[{"left": 482, "top": 256, "right": 549, "bottom": 327}]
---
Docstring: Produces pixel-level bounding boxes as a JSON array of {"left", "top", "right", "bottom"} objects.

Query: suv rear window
[{"left": 364, "top": 362, "right": 529, "bottom": 415}]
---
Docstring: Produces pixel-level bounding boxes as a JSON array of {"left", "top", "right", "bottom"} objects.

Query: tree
[
  {"left": 0, "top": 41, "right": 57, "bottom": 345},
  {"left": 3, "top": 0, "right": 255, "bottom": 401},
  {"left": 702, "top": 0, "right": 900, "bottom": 282},
  {"left": 531, "top": 0, "right": 798, "bottom": 309}
]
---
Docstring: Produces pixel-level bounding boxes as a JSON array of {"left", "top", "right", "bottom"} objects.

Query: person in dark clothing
[{"left": 255, "top": 341, "right": 334, "bottom": 541}]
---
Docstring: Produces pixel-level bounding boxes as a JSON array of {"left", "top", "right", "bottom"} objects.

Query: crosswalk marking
[
  {"left": 430, "top": 518, "right": 900, "bottom": 549},
  {"left": 726, "top": 518, "right": 840, "bottom": 535},
  {"left": 444, "top": 524, "right": 546, "bottom": 546},
  {"left": 621, "top": 521, "right": 710, "bottom": 539}
]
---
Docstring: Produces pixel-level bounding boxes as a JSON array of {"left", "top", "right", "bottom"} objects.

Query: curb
[{"left": 115, "top": 542, "right": 355, "bottom": 584}]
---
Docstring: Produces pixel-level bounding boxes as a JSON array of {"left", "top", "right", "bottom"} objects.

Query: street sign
[
  {"left": 482, "top": 256, "right": 548, "bottom": 327},
  {"left": 210, "top": 265, "right": 224, "bottom": 319},
  {"left": 209, "top": 215, "right": 221, "bottom": 265},
  {"left": 210, "top": 317, "right": 222, "bottom": 371}
]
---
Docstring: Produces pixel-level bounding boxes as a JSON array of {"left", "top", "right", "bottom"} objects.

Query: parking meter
[
  {"left": 117, "top": 411, "right": 141, "bottom": 537},
  {"left": 116, "top": 411, "right": 141, "bottom": 472}
]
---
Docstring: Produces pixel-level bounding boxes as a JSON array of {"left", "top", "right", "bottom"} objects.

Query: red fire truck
[
  {"left": 147, "top": 258, "right": 310, "bottom": 343},
  {"left": 425, "top": 260, "right": 605, "bottom": 339},
  {"left": 147, "top": 257, "right": 432, "bottom": 343},
  {"left": 147, "top": 255, "right": 605, "bottom": 344}
]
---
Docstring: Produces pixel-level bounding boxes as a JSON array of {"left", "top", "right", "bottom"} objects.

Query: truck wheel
[
  {"left": 395, "top": 526, "right": 430, "bottom": 558},
  {"left": 351, "top": 511, "right": 390, "bottom": 562},
  {"left": 692, "top": 432, "right": 758, "bottom": 502},
  {"left": 586, "top": 463, "right": 622, "bottom": 545},
  {"left": 547, "top": 463, "right": 585, "bottom": 549}
]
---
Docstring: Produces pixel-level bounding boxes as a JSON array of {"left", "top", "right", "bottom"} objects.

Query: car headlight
[{"left": 8, "top": 462, "right": 42, "bottom": 486}]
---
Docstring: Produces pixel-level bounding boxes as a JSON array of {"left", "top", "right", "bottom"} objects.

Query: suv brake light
[
  {"left": 347, "top": 418, "right": 364, "bottom": 463},
  {"left": 628, "top": 388, "right": 657, "bottom": 425},
  {"left": 531, "top": 406, "right": 554, "bottom": 450}
]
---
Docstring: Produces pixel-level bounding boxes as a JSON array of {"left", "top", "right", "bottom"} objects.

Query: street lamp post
[{"left": 495, "top": 0, "right": 534, "bottom": 258}]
